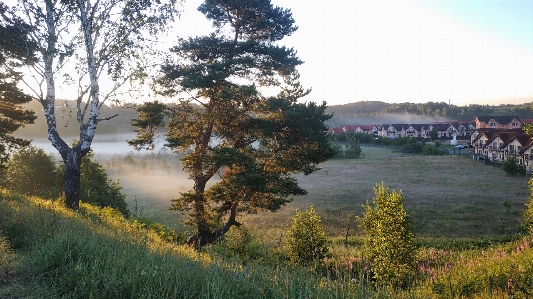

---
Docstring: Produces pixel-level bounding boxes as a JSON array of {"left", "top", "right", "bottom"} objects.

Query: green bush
[
  {"left": 344, "top": 136, "right": 362, "bottom": 159},
  {"left": 522, "top": 177, "right": 533, "bottom": 235},
  {"left": 398, "top": 142, "right": 423, "bottom": 154},
  {"left": 501, "top": 155, "right": 526, "bottom": 176},
  {"left": 423, "top": 144, "right": 444, "bottom": 155},
  {"left": 284, "top": 206, "right": 330, "bottom": 265},
  {"left": 357, "top": 183, "right": 417, "bottom": 288},
  {"left": 57, "top": 151, "right": 130, "bottom": 217},
  {"left": 1, "top": 146, "right": 61, "bottom": 199}
]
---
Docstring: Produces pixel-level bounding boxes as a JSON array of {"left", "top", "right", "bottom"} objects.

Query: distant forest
[
  {"left": 16, "top": 100, "right": 139, "bottom": 138},
  {"left": 16, "top": 100, "right": 533, "bottom": 138},
  {"left": 325, "top": 101, "right": 533, "bottom": 127}
]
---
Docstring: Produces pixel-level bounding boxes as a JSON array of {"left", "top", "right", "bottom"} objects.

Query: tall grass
[
  {"left": 2, "top": 187, "right": 533, "bottom": 298},
  {"left": 0, "top": 189, "right": 369, "bottom": 298}
]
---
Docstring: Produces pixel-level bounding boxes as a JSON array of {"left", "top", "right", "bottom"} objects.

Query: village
[{"left": 327, "top": 116, "right": 533, "bottom": 172}]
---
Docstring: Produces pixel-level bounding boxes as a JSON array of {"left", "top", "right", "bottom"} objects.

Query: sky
[
  {"left": 169, "top": 0, "right": 533, "bottom": 107},
  {"left": 6, "top": 0, "right": 533, "bottom": 107}
]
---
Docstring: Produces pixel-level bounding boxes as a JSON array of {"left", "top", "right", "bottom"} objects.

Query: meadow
[
  {"left": 2, "top": 144, "right": 533, "bottom": 298},
  {"left": 109, "top": 145, "right": 530, "bottom": 242}
]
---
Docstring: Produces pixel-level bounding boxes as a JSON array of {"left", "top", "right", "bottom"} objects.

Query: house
[
  {"left": 475, "top": 116, "right": 521, "bottom": 129},
  {"left": 428, "top": 123, "right": 452, "bottom": 138},
  {"left": 342, "top": 125, "right": 358, "bottom": 133},
  {"left": 327, "top": 128, "right": 345, "bottom": 135},
  {"left": 359, "top": 124, "right": 380, "bottom": 135},
  {"left": 404, "top": 124, "right": 427, "bottom": 138},
  {"left": 472, "top": 128, "right": 531, "bottom": 167},
  {"left": 380, "top": 124, "right": 408, "bottom": 138}
]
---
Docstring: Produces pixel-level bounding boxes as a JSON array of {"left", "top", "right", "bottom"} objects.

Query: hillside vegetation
[{"left": 3, "top": 146, "right": 533, "bottom": 298}]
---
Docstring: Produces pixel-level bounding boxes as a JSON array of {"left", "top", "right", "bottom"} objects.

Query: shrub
[
  {"left": 329, "top": 140, "right": 344, "bottom": 159},
  {"left": 58, "top": 151, "right": 130, "bottom": 217},
  {"left": 398, "top": 142, "right": 423, "bottom": 154},
  {"left": 423, "top": 144, "right": 444, "bottom": 155},
  {"left": 1, "top": 146, "right": 61, "bottom": 199},
  {"left": 522, "top": 177, "right": 533, "bottom": 235},
  {"left": 357, "top": 182, "right": 416, "bottom": 287},
  {"left": 344, "top": 136, "right": 362, "bottom": 159},
  {"left": 284, "top": 206, "right": 330, "bottom": 265},
  {"left": 501, "top": 155, "right": 526, "bottom": 176}
]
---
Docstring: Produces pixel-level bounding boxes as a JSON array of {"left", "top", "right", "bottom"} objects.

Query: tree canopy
[
  {"left": 4, "top": 0, "right": 178, "bottom": 208},
  {"left": 130, "top": 0, "right": 334, "bottom": 247},
  {"left": 0, "top": 2, "right": 37, "bottom": 171}
]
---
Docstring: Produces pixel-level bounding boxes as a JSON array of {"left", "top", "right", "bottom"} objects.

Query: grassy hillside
[{"left": 2, "top": 145, "right": 533, "bottom": 298}]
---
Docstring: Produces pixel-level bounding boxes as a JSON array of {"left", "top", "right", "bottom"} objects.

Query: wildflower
[{"left": 350, "top": 278, "right": 357, "bottom": 284}]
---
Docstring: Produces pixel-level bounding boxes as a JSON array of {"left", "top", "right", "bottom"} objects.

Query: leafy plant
[
  {"left": 284, "top": 206, "right": 330, "bottom": 265},
  {"left": 357, "top": 182, "right": 416, "bottom": 287},
  {"left": 502, "top": 155, "right": 526, "bottom": 176},
  {"left": 1, "top": 146, "right": 60, "bottom": 199},
  {"left": 344, "top": 136, "right": 362, "bottom": 159}
]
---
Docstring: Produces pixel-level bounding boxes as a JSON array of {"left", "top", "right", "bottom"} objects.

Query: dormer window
[
  {"left": 490, "top": 123, "right": 495, "bottom": 127},
  {"left": 512, "top": 122, "right": 518, "bottom": 127}
]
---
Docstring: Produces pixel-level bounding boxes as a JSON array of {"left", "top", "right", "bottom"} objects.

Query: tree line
[{"left": 326, "top": 100, "right": 533, "bottom": 120}]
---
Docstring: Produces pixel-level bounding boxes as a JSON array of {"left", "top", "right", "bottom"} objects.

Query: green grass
[
  {"left": 0, "top": 189, "right": 369, "bottom": 299},
  {"left": 2, "top": 144, "right": 532, "bottom": 298},
  {"left": 107, "top": 146, "right": 529, "bottom": 241}
]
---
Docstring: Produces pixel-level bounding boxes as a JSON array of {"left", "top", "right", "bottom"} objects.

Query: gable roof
[
  {"left": 476, "top": 116, "right": 520, "bottom": 125},
  {"left": 501, "top": 134, "right": 530, "bottom": 149},
  {"left": 430, "top": 124, "right": 450, "bottom": 131},
  {"left": 359, "top": 125, "right": 376, "bottom": 130}
]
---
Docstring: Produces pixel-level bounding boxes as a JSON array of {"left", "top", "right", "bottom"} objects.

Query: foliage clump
[
  {"left": 2, "top": 146, "right": 60, "bottom": 199},
  {"left": 1, "top": 147, "right": 129, "bottom": 216},
  {"left": 284, "top": 206, "right": 329, "bottom": 265},
  {"left": 357, "top": 183, "right": 416, "bottom": 287},
  {"left": 501, "top": 155, "right": 526, "bottom": 176}
]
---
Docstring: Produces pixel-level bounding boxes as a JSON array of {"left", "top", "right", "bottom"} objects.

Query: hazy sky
[
  {"left": 7, "top": 0, "right": 533, "bottom": 107},
  {"left": 170, "top": 0, "right": 533, "bottom": 107}
]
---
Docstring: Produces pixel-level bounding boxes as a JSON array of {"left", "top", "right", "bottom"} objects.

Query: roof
[
  {"left": 343, "top": 125, "right": 358, "bottom": 131},
  {"left": 501, "top": 134, "right": 530, "bottom": 150},
  {"left": 390, "top": 124, "right": 408, "bottom": 131},
  {"left": 407, "top": 124, "right": 426, "bottom": 131},
  {"left": 430, "top": 124, "right": 450, "bottom": 131},
  {"left": 359, "top": 125, "right": 376, "bottom": 130},
  {"left": 476, "top": 116, "right": 520, "bottom": 125}
]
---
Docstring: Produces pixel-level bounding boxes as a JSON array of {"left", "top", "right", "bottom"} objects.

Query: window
[
  {"left": 512, "top": 122, "right": 518, "bottom": 127},
  {"left": 492, "top": 141, "right": 498, "bottom": 149},
  {"left": 509, "top": 145, "right": 515, "bottom": 153},
  {"left": 499, "top": 153, "right": 504, "bottom": 160},
  {"left": 518, "top": 146, "right": 522, "bottom": 152},
  {"left": 490, "top": 123, "right": 495, "bottom": 127},
  {"left": 518, "top": 158, "right": 523, "bottom": 165}
]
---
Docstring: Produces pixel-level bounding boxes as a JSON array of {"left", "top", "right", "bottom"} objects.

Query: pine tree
[
  {"left": 130, "top": 0, "right": 334, "bottom": 247},
  {"left": 0, "top": 3, "right": 37, "bottom": 172}
]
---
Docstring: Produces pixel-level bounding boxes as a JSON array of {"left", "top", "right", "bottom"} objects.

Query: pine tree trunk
[
  {"left": 63, "top": 150, "right": 82, "bottom": 209},
  {"left": 187, "top": 201, "right": 240, "bottom": 248}
]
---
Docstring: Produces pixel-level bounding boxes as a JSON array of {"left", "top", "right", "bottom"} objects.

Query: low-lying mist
[
  {"left": 32, "top": 135, "right": 220, "bottom": 228},
  {"left": 325, "top": 113, "right": 450, "bottom": 128}
]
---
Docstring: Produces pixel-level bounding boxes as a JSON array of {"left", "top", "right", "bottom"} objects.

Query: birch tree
[{"left": 5, "top": 0, "right": 178, "bottom": 208}]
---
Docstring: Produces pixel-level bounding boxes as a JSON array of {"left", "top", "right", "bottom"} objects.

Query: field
[{"left": 110, "top": 145, "right": 530, "bottom": 241}]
